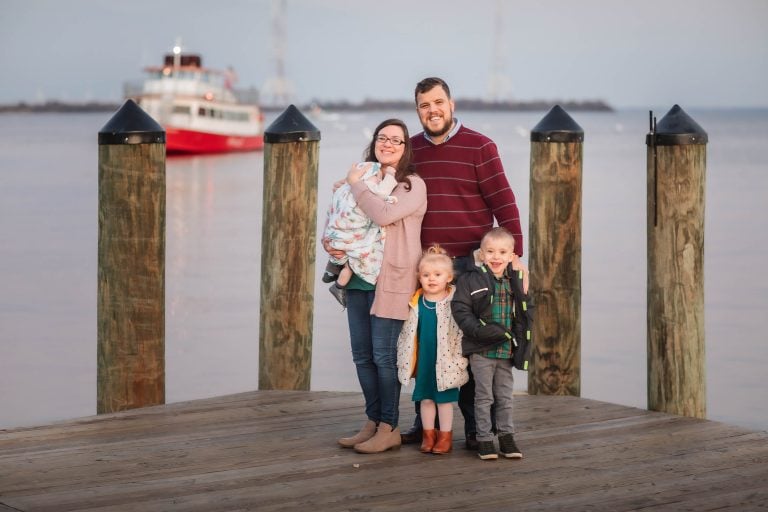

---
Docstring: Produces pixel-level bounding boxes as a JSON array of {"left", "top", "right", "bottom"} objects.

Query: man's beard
[{"left": 424, "top": 114, "right": 454, "bottom": 138}]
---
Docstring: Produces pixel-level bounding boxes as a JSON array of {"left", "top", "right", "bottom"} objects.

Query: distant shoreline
[
  {"left": 0, "top": 101, "right": 122, "bottom": 113},
  {"left": 266, "top": 98, "right": 614, "bottom": 113},
  {"left": 0, "top": 98, "right": 614, "bottom": 114}
]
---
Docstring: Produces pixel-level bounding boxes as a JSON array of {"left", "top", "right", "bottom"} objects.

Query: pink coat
[{"left": 351, "top": 174, "right": 427, "bottom": 320}]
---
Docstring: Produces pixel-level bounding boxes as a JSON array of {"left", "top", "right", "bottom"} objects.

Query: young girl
[{"left": 397, "top": 245, "right": 468, "bottom": 454}]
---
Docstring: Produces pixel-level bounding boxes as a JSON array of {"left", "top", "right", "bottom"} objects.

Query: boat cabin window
[
  {"left": 197, "top": 107, "right": 221, "bottom": 118},
  {"left": 172, "top": 105, "right": 191, "bottom": 115},
  {"left": 196, "top": 107, "right": 250, "bottom": 122}
]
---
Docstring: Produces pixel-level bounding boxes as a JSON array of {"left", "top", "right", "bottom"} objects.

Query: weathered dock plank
[{"left": 1, "top": 391, "right": 766, "bottom": 511}]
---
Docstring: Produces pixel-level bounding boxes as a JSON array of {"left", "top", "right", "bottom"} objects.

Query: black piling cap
[
  {"left": 264, "top": 104, "right": 321, "bottom": 143},
  {"left": 647, "top": 105, "right": 708, "bottom": 146},
  {"left": 98, "top": 99, "right": 165, "bottom": 145},
  {"left": 530, "top": 105, "right": 584, "bottom": 143}
]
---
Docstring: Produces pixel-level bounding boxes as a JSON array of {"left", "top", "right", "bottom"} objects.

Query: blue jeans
[{"left": 346, "top": 288, "right": 403, "bottom": 427}]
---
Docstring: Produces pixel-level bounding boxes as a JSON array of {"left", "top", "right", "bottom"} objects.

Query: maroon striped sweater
[{"left": 411, "top": 125, "right": 523, "bottom": 257}]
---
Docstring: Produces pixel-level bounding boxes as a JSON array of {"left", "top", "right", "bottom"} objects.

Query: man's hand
[{"left": 511, "top": 254, "right": 530, "bottom": 294}]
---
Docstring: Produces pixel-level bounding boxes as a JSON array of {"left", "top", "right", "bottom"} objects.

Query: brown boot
[
  {"left": 431, "top": 430, "right": 453, "bottom": 454},
  {"left": 420, "top": 429, "right": 437, "bottom": 453},
  {"left": 354, "top": 422, "right": 401, "bottom": 454},
  {"left": 338, "top": 420, "right": 377, "bottom": 448}
]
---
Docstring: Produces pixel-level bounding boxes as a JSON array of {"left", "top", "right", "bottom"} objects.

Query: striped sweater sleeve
[{"left": 475, "top": 136, "right": 523, "bottom": 256}]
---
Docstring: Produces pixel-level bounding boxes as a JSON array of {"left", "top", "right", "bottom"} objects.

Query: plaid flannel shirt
[{"left": 480, "top": 268, "right": 514, "bottom": 359}]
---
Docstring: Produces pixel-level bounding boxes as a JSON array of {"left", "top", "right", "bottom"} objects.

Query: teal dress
[{"left": 411, "top": 297, "right": 460, "bottom": 404}]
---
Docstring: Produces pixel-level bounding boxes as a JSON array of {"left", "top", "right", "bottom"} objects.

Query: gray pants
[{"left": 470, "top": 353, "right": 515, "bottom": 442}]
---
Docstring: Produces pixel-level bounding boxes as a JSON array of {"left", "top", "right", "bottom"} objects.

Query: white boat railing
[{"left": 124, "top": 78, "right": 259, "bottom": 106}]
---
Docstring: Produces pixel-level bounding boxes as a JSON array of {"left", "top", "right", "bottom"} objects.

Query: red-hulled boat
[{"left": 130, "top": 46, "right": 264, "bottom": 154}]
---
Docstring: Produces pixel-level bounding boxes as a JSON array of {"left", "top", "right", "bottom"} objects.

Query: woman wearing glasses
[{"left": 323, "top": 118, "right": 427, "bottom": 453}]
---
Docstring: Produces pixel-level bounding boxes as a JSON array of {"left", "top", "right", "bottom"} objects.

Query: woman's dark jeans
[{"left": 346, "top": 288, "right": 403, "bottom": 427}]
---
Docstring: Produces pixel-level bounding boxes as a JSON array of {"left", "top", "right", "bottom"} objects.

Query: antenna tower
[
  {"left": 488, "top": 0, "right": 512, "bottom": 101},
  {"left": 262, "top": 0, "right": 295, "bottom": 107}
]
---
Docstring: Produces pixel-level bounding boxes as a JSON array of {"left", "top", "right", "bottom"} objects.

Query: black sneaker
[
  {"left": 498, "top": 434, "right": 523, "bottom": 459},
  {"left": 329, "top": 283, "right": 347, "bottom": 308},
  {"left": 465, "top": 432, "right": 479, "bottom": 451},
  {"left": 322, "top": 262, "right": 344, "bottom": 283},
  {"left": 477, "top": 440, "right": 498, "bottom": 460}
]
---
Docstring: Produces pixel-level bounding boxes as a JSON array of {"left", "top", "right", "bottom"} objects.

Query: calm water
[{"left": 1, "top": 108, "right": 766, "bottom": 431}]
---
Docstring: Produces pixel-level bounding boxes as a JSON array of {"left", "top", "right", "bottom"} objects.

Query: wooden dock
[{"left": 1, "top": 391, "right": 766, "bottom": 511}]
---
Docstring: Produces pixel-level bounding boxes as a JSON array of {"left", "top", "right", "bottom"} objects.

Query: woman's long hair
[{"left": 363, "top": 118, "right": 414, "bottom": 190}]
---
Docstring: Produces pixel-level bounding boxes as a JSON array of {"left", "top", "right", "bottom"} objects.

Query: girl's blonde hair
[{"left": 418, "top": 244, "right": 453, "bottom": 274}]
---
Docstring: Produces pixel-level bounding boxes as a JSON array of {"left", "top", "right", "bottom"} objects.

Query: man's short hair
[{"left": 414, "top": 77, "right": 451, "bottom": 101}]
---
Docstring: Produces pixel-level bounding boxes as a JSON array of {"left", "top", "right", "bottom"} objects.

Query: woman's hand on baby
[
  {"left": 322, "top": 237, "right": 346, "bottom": 260},
  {"left": 346, "top": 162, "right": 370, "bottom": 184}
]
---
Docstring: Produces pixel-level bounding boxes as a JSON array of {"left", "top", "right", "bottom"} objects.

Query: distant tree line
[
  {"left": 0, "top": 101, "right": 121, "bottom": 113},
  {"left": 1, "top": 97, "right": 613, "bottom": 114},
  {"left": 264, "top": 98, "right": 613, "bottom": 112}
]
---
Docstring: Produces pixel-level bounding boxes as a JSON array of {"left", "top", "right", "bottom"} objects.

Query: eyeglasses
[{"left": 375, "top": 135, "right": 405, "bottom": 146}]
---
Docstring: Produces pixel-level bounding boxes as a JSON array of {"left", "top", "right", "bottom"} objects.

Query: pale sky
[{"left": 1, "top": 0, "right": 767, "bottom": 109}]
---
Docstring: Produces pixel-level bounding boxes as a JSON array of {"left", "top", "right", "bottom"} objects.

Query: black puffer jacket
[{"left": 451, "top": 264, "right": 534, "bottom": 371}]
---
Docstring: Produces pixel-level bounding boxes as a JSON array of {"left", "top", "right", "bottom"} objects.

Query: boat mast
[
  {"left": 158, "top": 38, "right": 183, "bottom": 125},
  {"left": 172, "top": 38, "right": 182, "bottom": 76}
]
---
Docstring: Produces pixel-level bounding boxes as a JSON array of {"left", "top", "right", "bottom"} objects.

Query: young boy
[{"left": 451, "top": 227, "right": 534, "bottom": 460}]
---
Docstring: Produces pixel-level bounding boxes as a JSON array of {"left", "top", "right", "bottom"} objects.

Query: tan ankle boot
[
  {"left": 420, "top": 429, "right": 437, "bottom": 453},
  {"left": 338, "top": 420, "right": 377, "bottom": 448},
  {"left": 431, "top": 430, "right": 453, "bottom": 454},
  {"left": 354, "top": 422, "right": 401, "bottom": 454}
]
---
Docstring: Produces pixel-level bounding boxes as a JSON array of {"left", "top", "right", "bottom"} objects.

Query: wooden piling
[
  {"left": 528, "top": 105, "right": 584, "bottom": 396},
  {"left": 646, "top": 105, "right": 707, "bottom": 418},
  {"left": 97, "top": 99, "right": 166, "bottom": 414},
  {"left": 259, "top": 105, "right": 320, "bottom": 390}
]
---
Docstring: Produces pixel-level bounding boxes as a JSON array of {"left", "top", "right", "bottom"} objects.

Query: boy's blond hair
[{"left": 480, "top": 226, "right": 516, "bottom": 248}]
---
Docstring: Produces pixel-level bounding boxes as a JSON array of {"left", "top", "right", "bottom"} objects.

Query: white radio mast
[
  {"left": 488, "top": 0, "right": 513, "bottom": 102},
  {"left": 262, "top": 0, "right": 295, "bottom": 107}
]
